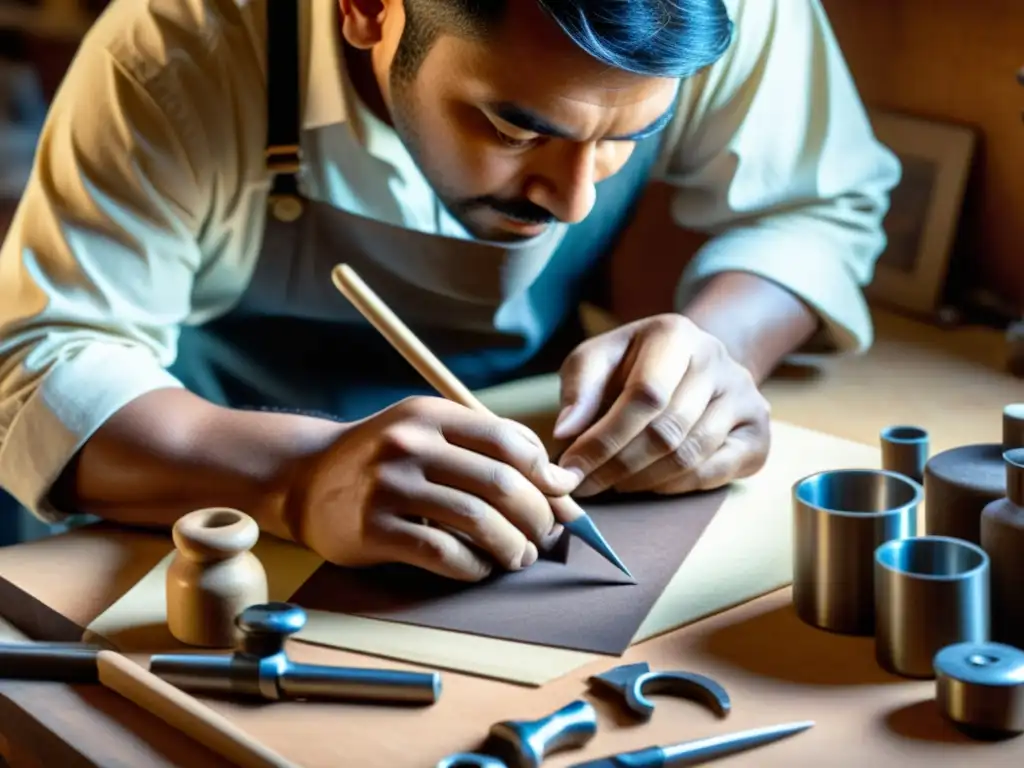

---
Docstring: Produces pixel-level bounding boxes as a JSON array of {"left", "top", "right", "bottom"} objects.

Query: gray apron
[{"left": 169, "top": 1, "right": 663, "bottom": 422}]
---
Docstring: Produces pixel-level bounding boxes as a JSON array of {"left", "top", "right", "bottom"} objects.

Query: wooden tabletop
[{"left": 1, "top": 308, "right": 1023, "bottom": 767}]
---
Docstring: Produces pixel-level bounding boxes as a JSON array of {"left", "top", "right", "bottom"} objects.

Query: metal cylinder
[
  {"left": 149, "top": 653, "right": 261, "bottom": 697},
  {"left": 924, "top": 444, "right": 1005, "bottom": 545},
  {"left": 874, "top": 536, "right": 990, "bottom": 679},
  {"left": 979, "top": 448, "right": 1024, "bottom": 649},
  {"left": 792, "top": 469, "right": 920, "bottom": 635},
  {"left": 880, "top": 425, "right": 929, "bottom": 484},
  {"left": 1004, "top": 404, "right": 1024, "bottom": 450},
  {"left": 1007, "top": 447, "right": 1024, "bottom": 506},
  {"left": 934, "top": 641, "right": 1024, "bottom": 737},
  {"left": 279, "top": 662, "right": 441, "bottom": 704}
]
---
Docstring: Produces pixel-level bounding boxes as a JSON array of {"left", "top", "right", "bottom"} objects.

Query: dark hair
[{"left": 391, "top": 0, "right": 734, "bottom": 83}]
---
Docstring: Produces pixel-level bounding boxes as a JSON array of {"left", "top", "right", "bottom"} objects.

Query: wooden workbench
[{"left": 0, "top": 308, "right": 1022, "bottom": 767}]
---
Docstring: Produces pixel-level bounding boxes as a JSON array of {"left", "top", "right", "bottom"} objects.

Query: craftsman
[{"left": 0, "top": 0, "right": 899, "bottom": 581}]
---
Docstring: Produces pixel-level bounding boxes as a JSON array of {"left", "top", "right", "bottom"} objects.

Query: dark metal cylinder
[
  {"left": 880, "top": 425, "right": 929, "bottom": 484},
  {"left": 923, "top": 403, "right": 1024, "bottom": 545},
  {"left": 0, "top": 642, "right": 102, "bottom": 683},
  {"left": 979, "top": 448, "right": 1024, "bottom": 649},
  {"left": 934, "top": 641, "right": 1024, "bottom": 738},
  {"left": 874, "top": 536, "right": 990, "bottom": 679},
  {"left": 924, "top": 444, "right": 1004, "bottom": 545},
  {"left": 1007, "top": 447, "right": 1024, "bottom": 506},
  {"left": 792, "top": 469, "right": 920, "bottom": 635},
  {"left": 1004, "top": 404, "right": 1024, "bottom": 450}
]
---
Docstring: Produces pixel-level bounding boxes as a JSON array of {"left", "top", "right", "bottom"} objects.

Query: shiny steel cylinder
[
  {"left": 149, "top": 651, "right": 441, "bottom": 704},
  {"left": 875, "top": 536, "right": 990, "bottom": 679},
  {"left": 934, "top": 641, "right": 1024, "bottom": 738},
  {"left": 792, "top": 469, "right": 921, "bottom": 635},
  {"left": 278, "top": 662, "right": 441, "bottom": 704},
  {"left": 880, "top": 425, "right": 929, "bottom": 484},
  {"left": 149, "top": 653, "right": 261, "bottom": 697}
]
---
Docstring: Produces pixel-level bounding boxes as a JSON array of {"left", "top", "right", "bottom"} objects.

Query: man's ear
[{"left": 339, "top": 0, "right": 391, "bottom": 49}]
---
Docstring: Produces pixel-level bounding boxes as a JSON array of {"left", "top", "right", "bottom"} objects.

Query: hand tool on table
[
  {"left": 0, "top": 640, "right": 297, "bottom": 768},
  {"left": 332, "top": 262, "right": 634, "bottom": 581},
  {"left": 435, "top": 699, "right": 598, "bottom": 768},
  {"left": 587, "top": 662, "right": 730, "bottom": 721},
  {"left": 149, "top": 601, "right": 441, "bottom": 704},
  {"left": 566, "top": 720, "right": 815, "bottom": 767},
  {"left": 0, "top": 602, "right": 441, "bottom": 706}
]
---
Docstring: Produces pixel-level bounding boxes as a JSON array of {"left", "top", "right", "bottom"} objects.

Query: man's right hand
[{"left": 286, "top": 396, "right": 581, "bottom": 581}]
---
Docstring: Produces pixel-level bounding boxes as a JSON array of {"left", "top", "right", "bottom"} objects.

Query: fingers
[
  {"left": 615, "top": 401, "right": 769, "bottom": 495},
  {"left": 572, "top": 367, "right": 715, "bottom": 496},
  {"left": 367, "top": 514, "right": 495, "bottom": 582},
  {"left": 422, "top": 443, "right": 561, "bottom": 552},
  {"left": 648, "top": 424, "right": 769, "bottom": 495},
  {"left": 553, "top": 336, "right": 625, "bottom": 441},
  {"left": 432, "top": 405, "right": 580, "bottom": 498},
  {"left": 558, "top": 319, "right": 693, "bottom": 488}
]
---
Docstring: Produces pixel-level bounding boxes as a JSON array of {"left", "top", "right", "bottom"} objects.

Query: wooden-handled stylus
[
  {"left": 96, "top": 651, "right": 298, "bottom": 768},
  {"left": 330, "top": 263, "right": 633, "bottom": 580}
]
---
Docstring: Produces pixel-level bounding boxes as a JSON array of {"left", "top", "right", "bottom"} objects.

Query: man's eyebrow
[{"left": 488, "top": 98, "right": 678, "bottom": 142}]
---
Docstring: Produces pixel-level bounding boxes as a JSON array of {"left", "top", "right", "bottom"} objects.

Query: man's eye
[{"left": 493, "top": 126, "right": 538, "bottom": 150}]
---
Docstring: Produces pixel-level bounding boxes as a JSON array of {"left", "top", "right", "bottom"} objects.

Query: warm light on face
[{"left": 381, "top": 4, "right": 681, "bottom": 241}]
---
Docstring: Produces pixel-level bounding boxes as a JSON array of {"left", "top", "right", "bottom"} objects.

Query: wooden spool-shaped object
[{"left": 166, "top": 507, "right": 269, "bottom": 648}]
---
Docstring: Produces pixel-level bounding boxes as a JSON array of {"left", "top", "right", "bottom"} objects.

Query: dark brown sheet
[{"left": 290, "top": 488, "right": 728, "bottom": 655}]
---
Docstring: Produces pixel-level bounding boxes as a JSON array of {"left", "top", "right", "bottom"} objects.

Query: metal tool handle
[
  {"left": 0, "top": 641, "right": 103, "bottom": 683},
  {"left": 149, "top": 653, "right": 259, "bottom": 697},
  {"left": 279, "top": 662, "right": 441, "bottom": 704},
  {"left": 484, "top": 698, "right": 598, "bottom": 768}
]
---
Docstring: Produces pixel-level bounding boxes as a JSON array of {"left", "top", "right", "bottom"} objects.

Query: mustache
[{"left": 466, "top": 196, "right": 557, "bottom": 225}]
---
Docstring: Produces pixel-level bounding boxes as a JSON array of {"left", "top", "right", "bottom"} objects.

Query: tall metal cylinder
[
  {"left": 980, "top": 448, "right": 1024, "bottom": 648},
  {"left": 792, "top": 469, "right": 920, "bottom": 635}
]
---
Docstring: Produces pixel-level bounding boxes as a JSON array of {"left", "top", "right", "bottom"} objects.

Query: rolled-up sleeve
[
  {"left": 660, "top": 0, "right": 901, "bottom": 357},
  {"left": 0, "top": 32, "right": 209, "bottom": 520}
]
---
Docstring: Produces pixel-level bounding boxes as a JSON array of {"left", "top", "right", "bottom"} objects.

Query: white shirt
[{"left": 0, "top": 0, "right": 901, "bottom": 521}]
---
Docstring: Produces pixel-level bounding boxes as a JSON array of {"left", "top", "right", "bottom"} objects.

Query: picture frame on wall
[{"left": 863, "top": 108, "right": 977, "bottom": 318}]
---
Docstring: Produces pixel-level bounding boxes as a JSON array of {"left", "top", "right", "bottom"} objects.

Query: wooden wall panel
[{"left": 821, "top": 0, "right": 1024, "bottom": 308}]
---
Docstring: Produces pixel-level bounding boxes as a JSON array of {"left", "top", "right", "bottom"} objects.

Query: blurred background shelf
[{"left": 0, "top": 0, "right": 94, "bottom": 39}]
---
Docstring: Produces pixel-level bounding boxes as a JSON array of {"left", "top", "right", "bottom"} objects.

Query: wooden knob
[{"left": 172, "top": 507, "right": 259, "bottom": 563}]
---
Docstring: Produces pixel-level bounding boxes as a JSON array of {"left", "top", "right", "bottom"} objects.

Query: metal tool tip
[{"left": 562, "top": 513, "right": 633, "bottom": 579}]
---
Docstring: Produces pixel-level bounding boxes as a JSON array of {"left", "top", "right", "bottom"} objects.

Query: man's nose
[{"left": 524, "top": 143, "right": 600, "bottom": 224}]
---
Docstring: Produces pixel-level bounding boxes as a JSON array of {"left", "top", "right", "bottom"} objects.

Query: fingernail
[
  {"left": 519, "top": 542, "right": 539, "bottom": 569},
  {"left": 575, "top": 478, "right": 601, "bottom": 497},
  {"left": 545, "top": 463, "right": 582, "bottom": 489},
  {"left": 554, "top": 405, "right": 572, "bottom": 430}
]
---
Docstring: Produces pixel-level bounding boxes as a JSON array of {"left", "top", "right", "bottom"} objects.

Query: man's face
[{"left": 345, "top": 1, "right": 680, "bottom": 242}]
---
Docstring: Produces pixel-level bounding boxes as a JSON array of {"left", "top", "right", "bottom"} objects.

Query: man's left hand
[{"left": 553, "top": 313, "right": 771, "bottom": 496}]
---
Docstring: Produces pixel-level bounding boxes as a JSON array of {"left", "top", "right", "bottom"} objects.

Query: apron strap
[{"left": 265, "top": 0, "right": 302, "bottom": 204}]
